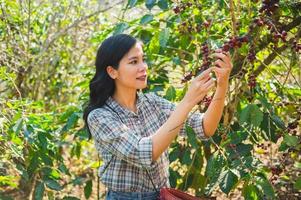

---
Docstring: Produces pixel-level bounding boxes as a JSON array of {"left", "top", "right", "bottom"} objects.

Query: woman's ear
[{"left": 106, "top": 66, "right": 117, "bottom": 79}]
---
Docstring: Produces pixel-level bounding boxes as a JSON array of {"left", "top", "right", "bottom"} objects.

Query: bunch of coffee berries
[
  {"left": 248, "top": 74, "right": 257, "bottom": 89},
  {"left": 181, "top": 71, "right": 193, "bottom": 83},
  {"left": 257, "top": 143, "right": 271, "bottom": 151},
  {"left": 173, "top": 2, "right": 192, "bottom": 14},
  {"left": 259, "top": 0, "right": 280, "bottom": 16},
  {"left": 200, "top": 43, "right": 211, "bottom": 69},
  {"left": 247, "top": 48, "right": 256, "bottom": 63},
  {"left": 292, "top": 40, "right": 301, "bottom": 53},
  {"left": 222, "top": 35, "right": 249, "bottom": 51},
  {"left": 181, "top": 43, "right": 213, "bottom": 84},
  {"left": 270, "top": 166, "right": 283, "bottom": 176},
  {"left": 287, "top": 120, "right": 299, "bottom": 136},
  {"left": 200, "top": 95, "right": 213, "bottom": 108}
]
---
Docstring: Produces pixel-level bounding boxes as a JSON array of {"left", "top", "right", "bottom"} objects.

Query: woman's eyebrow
[{"left": 128, "top": 54, "right": 145, "bottom": 60}]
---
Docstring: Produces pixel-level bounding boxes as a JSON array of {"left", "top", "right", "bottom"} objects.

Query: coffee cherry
[
  {"left": 247, "top": 51, "right": 256, "bottom": 62},
  {"left": 288, "top": 121, "right": 298, "bottom": 130},
  {"left": 181, "top": 71, "right": 193, "bottom": 83},
  {"left": 259, "top": 0, "right": 280, "bottom": 16},
  {"left": 203, "top": 21, "right": 210, "bottom": 28},
  {"left": 201, "top": 95, "right": 213, "bottom": 107},
  {"left": 270, "top": 166, "right": 283, "bottom": 175},
  {"left": 281, "top": 30, "right": 287, "bottom": 37},
  {"left": 222, "top": 43, "right": 230, "bottom": 52},
  {"left": 248, "top": 74, "right": 257, "bottom": 89},
  {"left": 173, "top": 6, "right": 181, "bottom": 14}
]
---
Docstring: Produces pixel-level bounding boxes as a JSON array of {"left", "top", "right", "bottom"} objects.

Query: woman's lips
[{"left": 136, "top": 75, "right": 147, "bottom": 81}]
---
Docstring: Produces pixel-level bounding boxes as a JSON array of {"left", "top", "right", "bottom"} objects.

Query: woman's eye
[{"left": 130, "top": 60, "right": 137, "bottom": 64}]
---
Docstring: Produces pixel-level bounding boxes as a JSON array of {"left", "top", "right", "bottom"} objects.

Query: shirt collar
[{"left": 105, "top": 91, "right": 144, "bottom": 116}]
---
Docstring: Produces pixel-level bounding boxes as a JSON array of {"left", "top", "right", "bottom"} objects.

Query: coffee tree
[
  {"left": 0, "top": 0, "right": 300, "bottom": 199},
  {"left": 120, "top": 0, "right": 300, "bottom": 199}
]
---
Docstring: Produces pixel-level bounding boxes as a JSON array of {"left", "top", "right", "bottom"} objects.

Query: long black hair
[{"left": 83, "top": 34, "right": 137, "bottom": 139}]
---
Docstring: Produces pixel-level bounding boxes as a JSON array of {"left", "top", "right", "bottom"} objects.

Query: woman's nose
[{"left": 140, "top": 62, "right": 148, "bottom": 71}]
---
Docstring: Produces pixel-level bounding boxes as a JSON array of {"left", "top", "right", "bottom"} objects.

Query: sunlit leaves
[{"left": 239, "top": 104, "right": 264, "bottom": 127}]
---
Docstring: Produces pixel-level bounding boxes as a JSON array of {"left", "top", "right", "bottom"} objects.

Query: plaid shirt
[{"left": 87, "top": 91, "right": 207, "bottom": 192}]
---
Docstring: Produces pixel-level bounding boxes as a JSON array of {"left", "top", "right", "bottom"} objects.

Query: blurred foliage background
[{"left": 0, "top": 0, "right": 300, "bottom": 199}]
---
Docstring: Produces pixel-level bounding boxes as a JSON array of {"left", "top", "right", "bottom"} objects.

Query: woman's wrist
[{"left": 180, "top": 97, "right": 197, "bottom": 111}]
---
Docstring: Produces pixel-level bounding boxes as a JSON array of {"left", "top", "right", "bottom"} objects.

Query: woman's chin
[{"left": 137, "top": 84, "right": 148, "bottom": 90}]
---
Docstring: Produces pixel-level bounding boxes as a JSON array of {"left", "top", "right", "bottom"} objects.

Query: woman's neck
[{"left": 112, "top": 88, "right": 138, "bottom": 113}]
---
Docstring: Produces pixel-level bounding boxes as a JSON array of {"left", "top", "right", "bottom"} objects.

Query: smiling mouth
[{"left": 136, "top": 75, "right": 147, "bottom": 81}]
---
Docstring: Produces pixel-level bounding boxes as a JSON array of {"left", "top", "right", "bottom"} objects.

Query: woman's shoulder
[{"left": 87, "top": 107, "right": 112, "bottom": 124}]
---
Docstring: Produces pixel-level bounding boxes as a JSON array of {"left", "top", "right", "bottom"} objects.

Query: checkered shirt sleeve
[
  {"left": 146, "top": 92, "right": 208, "bottom": 140},
  {"left": 87, "top": 109, "right": 155, "bottom": 169}
]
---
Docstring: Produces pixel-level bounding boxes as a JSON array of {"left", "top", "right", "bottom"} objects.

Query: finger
[
  {"left": 225, "top": 51, "right": 231, "bottom": 58},
  {"left": 213, "top": 59, "right": 227, "bottom": 69},
  {"left": 202, "top": 78, "right": 215, "bottom": 89},
  {"left": 215, "top": 49, "right": 223, "bottom": 53},
  {"left": 205, "top": 81, "right": 216, "bottom": 90},
  {"left": 216, "top": 48, "right": 231, "bottom": 56},
  {"left": 211, "top": 66, "right": 224, "bottom": 74},
  {"left": 212, "top": 52, "right": 230, "bottom": 63},
  {"left": 195, "top": 67, "right": 213, "bottom": 81}
]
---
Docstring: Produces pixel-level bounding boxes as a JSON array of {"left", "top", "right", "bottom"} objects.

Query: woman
[{"left": 83, "top": 34, "right": 233, "bottom": 200}]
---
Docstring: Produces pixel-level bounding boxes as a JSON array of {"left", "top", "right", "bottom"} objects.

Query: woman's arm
[
  {"left": 151, "top": 98, "right": 195, "bottom": 161},
  {"left": 203, "top": 83, "right": 228, "bottom": 137},
  {"left": 151, "top": 68, "right": 215, "bottom": 161},
  {"left": 203, "top": 50, "right": 233, "bottom": 137}
]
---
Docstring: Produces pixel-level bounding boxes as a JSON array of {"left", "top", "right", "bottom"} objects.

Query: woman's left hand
[{"left": 211, "top": 49, "right": 233, "bottom": 87}]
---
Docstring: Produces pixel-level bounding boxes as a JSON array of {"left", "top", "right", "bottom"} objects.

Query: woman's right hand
[{"left": 182, "top": 68, "right": 215, "bottom": 107}]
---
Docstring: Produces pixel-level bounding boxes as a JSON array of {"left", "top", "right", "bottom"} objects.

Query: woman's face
[{"left": 109, "top": 42, "right": 148, "bottom": 90}]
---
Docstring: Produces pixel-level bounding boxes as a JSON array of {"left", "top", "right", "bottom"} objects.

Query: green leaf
[
  {"left": 182, "top": 149, "right": 192, "bottom": 165},
  {"left": 157, "top": 0, "right": 168, "bottom": 10},
  {"left": 113, "top": 22, "right": 129, "bottom": 35},
  {"left": 12, "top": 118, "right": 23, "bottom": 135},
  {"left": 62, "top": 197, "right": 81, "bottom": 200},
  {"left": 34, "top": 181, "right": 45, "bottom": 200},
  {"left": 148, "top": 32, "right": 160, "bottom": 56},
  {"left": 219, "top": 170, "right": 238, "bottom": 194},
  {"left": 255, "top": 175, "right": 275, "bottom": 198},
  {"left": 239, "top": 104, "right": 263, "bottom": 127},
  {"left": 164, "top": 86, "right": 176, "bottom": 101},
  {"left": 242, "top": 184, "right": 260, "bottom": 200},
  {"left": 278, "top": 141, "right": 289, "bottom": 151},
  {"left": 169, "top": 147, "right": 179, "bottom": 162},
  {"left": 45, "top": 179, "right": 63, "bottom": 191},
  {"left": 169, "top": 168, "right": 179, "bottom": 188},
  {"left": 283, "top": 134, "right": 299, "bottom": 146},
  {"left": 228, "top": 143, "right": 252, "bottom": 160},
  {"left": 127, "top": 0, "right": 138, "bottom": 8},
  {"left": 228, "top": 131, "right": 248, "bottom": 145},
  {"left": 28, "top": 154, "right": 39, "bottom": 177},
  {"left": 38, "top": 133, "right": 48, "bottom": 150},
  {"left": 72, "top": 177, "right": 85, "bottom": 186},
  {"left": 294, "top": 177, "right": 301, "bottom": 190},
  {"left": 84, "top": 179, "right": 93, "bottom": 199},
  {"left": 185, "top": 125, "right": 198, "bottom": 149},
  {"left": 159, "top": 28, "right": 170, "bottom": 48},
  {"left": 145, "top": 0, "right": 156, "bottom": 10},
  {"left": 75, "top": 142, "right": 81, "bottom": 159},
  {"left": 260, "top": 113, "right": 277, "bottom": 143},
  {"left": 270, "top": 114, "right": 286, "bottom": 129},
  {"left": 140, "top": 14, "right": 154, "bottom": 25},
  {"left": 206, "top": 152, "right": 225, "bottom": 179}
]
